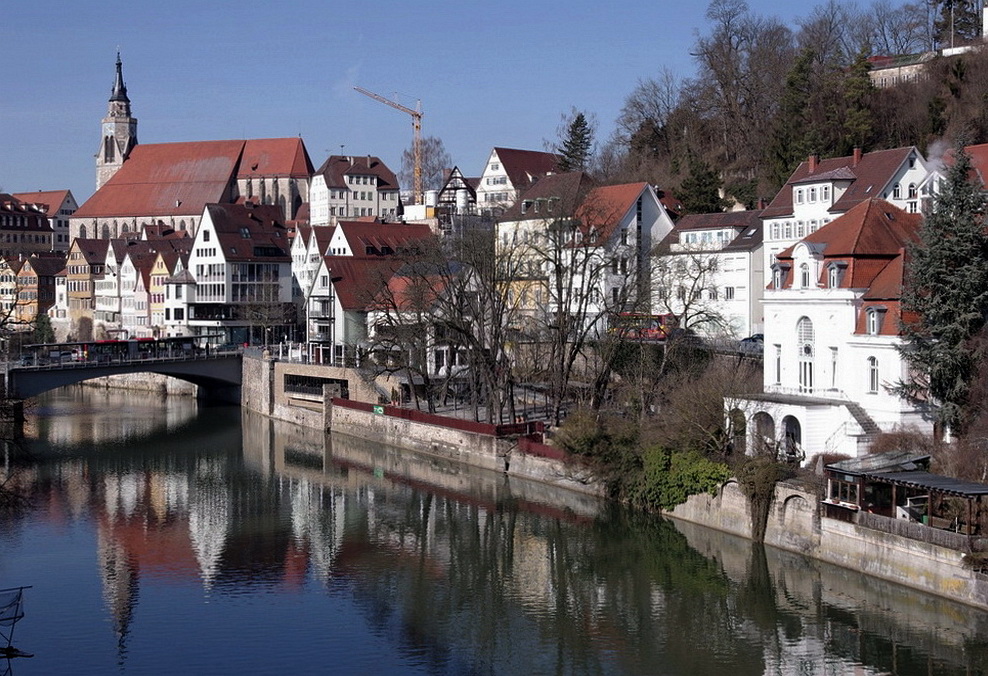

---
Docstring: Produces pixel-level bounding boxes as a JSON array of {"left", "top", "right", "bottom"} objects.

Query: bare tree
[{"left": 400, "top": 136, "right": 452, "bottom": 193}]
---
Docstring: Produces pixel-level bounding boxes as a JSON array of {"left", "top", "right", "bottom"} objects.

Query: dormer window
[
  {"left": 772, "top": 263, "right": 790, "bottom": 289},
  {"left": 827, "top": 262, "right": 847, "bottom": 288},
  {"left": 800, "top": 263, "right": 812, "bottom": 288},
  {"left": 521, "top": 200, "right": 533, "bottom": 214},
  {"left": 866, "top": 306, "right": 888, "bottom": 335}
]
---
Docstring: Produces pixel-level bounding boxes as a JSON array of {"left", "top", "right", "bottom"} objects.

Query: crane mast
[{"left": 353, "top": 86, "right": 423, "bottom": 205}]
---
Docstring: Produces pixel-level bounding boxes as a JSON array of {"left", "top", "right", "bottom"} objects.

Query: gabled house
[
  {"left": 495, "top": 174, "right": 675, "bottom": 335},
  {"left": 12, "top": 190, "right": 78, "bottom": 252},
  {"left": 119, "top": 249, "right": 156, "bottom": 337},
  {"left": 761, "top": 147, "right": 930, "bottom": 277},
  {"left": 733, "top": 198, "right": 933, "bottom": 462},
  {"left": 656, "top": 209, "right": 764, "bottom": 337},
  {"left": 475, "top": 147, "right": 559, "bottom": 212},
  {"left": 186, "top": 202, "right": 293, "bottom": 344},
  {"left": 308, "top": 155, "right": 401, "bottom": 226},
  {"left": 14, "top": 253, "right": 66, "bottom": 328},
  {"left": 163, "top": 259, "right": 194, "bottom": 338},
  {"left": 304, "top": 221, "right": 434, "bottom": 363},
  {"left": 0, "top": 195, "right": 54, "bottom": 258},
  {"left": 66, "top": 238, "right": 109, "bottom": 339}
]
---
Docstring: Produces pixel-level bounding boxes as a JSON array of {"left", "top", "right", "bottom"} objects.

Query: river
[{"left": 1, "top": 387, "right": 988, "bottom": 675}]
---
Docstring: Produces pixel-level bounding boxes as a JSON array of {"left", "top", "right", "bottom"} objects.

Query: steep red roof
[
  {"left": 336, "top": 221, "right": 433, "bottom": 256},
  {"left": 762, "top": 147, "right": 916, "bottom": 219},
  {"left": 662, "top": 209, "right": 764, "bottom": 250},
  {"left": 239, "top": 138, "right": 313, "bottom": 178},
  {"left": 73, "top": 140, "right": 243, "bottom": 219},
  {"left": 800, "top": 198, "right": 920, "bottom": 257},
  {"left": 576, "top": 182, "right": 648, "bottom": 242},
  {"left": 73, "top": 138, "right": 314, "bottom": 220},
  {"left": 71, "top": 238, "right": 110, "bottom": 265},
  {"left": 11, "top": 190, "right": 72, "bottom": 217},
  {"left": 323, "top": 256, "right": 402, "bottom": 311},
  {"left": 204, "top": 203, "right": 290, "bottom": 262},
  {"left": 493, "top": 147, "right": 559, "bottom": 190}
]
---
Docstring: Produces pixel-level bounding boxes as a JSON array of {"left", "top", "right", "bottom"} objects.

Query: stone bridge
[{"left": 5, "top": 354, "right": 242, "bottom": 402}]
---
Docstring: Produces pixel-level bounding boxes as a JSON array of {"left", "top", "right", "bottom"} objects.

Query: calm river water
[{"left": 2, "top": 388, "right": 988, "bottom": 675}]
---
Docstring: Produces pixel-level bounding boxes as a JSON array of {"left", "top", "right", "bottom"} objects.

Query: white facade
[{"left": 762, "top": 148, "right": 930, "bottom": 276}]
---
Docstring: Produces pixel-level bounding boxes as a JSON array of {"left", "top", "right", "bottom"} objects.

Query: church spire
[{"left": 110, "top": 51, "right": 129, "bottom": 104}]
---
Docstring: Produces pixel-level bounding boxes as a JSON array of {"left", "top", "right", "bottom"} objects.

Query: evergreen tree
[
  {"left": 33, "top": 312, "right": 55, "bottom": 344},
  {"left": 556, "top": 111, "right": 595, "bottom": 172},
  {"left": 934, "top": 0, "right": 981, "bottom": 48},
  {"left": 678, "top": 160, "right": 729, "bottom": 214},
  {"left": 767, "top": 48, "right": 817, "bottom": 189},
  {"left": 898, "top": 142, "right": 988, "bottom": 435}
]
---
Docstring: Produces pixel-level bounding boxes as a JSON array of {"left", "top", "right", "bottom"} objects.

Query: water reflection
[{"left": 3, "top": 389, "right": 988, "bottom": 674}]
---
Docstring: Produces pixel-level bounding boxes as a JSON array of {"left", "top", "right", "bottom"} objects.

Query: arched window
[
  {"left": 867, "top": 309, "right": 881, "bottom": 334},
  {"left": 79, "top": 225, "right": 87, "bottom": 239},
  {"left": 893, "top": 183, "right": 902, "bottom": 199},
  {"left": 868, "top": 356, "right": 880, "bottom": 393},
  {"left": 908, "top": 183, "right": 917, "bottom": 198},
  {"left": 101, "top": 223, "right": 110, "bottom": 239},
  {"left": 800, "top": 263, "right": 811, "bottom": 288},
  {"left": 828, "top": 265, "right": 840, "bottom": 288},
  {"left": 797, "top": 317, "right": 814, "bottom": 392}
]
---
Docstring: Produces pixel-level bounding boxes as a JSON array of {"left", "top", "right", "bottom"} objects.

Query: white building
[
  {"left": 734, "top": 198, "right": 934, "bottom": 462},
  {"left": 761, "top": 147, "right": 930, "bottom": 279},
  {"left": 475, "top": 147, "right": 559, "bottom": 212},
  {"left": 308, "top": 155, "right": 400, "bottom": 226},
  {"left": 186, "top": 202, "right": 293, "bottom": 344},
  {"left": 656, "top": 210, "right": 764, "bottom": 338},
  {"left": 12, "top": 190, "right": 78, "bottom": 252}
]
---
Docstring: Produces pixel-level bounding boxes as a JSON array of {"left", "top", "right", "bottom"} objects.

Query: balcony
[{"left": 308, "top": 305, "right": 334, "bottom": 319}]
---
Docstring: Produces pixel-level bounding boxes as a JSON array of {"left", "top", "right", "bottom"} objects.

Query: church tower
[{"left": 96, "top": 52, "right": 138, "bottom": 190}]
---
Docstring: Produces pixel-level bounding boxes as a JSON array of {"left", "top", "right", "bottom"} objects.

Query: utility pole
[{"left": 353, "top": 86, "right": 424, "bottom": 204}]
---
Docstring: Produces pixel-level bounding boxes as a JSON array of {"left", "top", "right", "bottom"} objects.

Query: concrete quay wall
[{"left": 668, "top": 480, "right": 988, "bottom": 608}]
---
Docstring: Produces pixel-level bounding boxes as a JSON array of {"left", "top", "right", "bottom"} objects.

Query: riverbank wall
[
  {"left": 241, "top": 355, "right": 601, "bottom": 497},
  {"left": 240, "top": 354, "right": 988, "bottom": 609},
  {"left": 668, "top": 479, "right": 988, "bottom": 608}
]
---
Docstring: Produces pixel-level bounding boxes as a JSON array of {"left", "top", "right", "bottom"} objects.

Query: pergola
[{"left": 824, "top": 452, "right": 988, "bottom": 537}]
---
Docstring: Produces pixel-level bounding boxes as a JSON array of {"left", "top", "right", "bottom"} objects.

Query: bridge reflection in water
[{"left": 5, "top": 390, "right": 988, "bottom": 675}]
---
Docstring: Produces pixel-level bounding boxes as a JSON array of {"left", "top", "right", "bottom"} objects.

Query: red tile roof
[
  {"left": 204, "top": 203, "right": 290, "bottom": 262},
  {"left": 74, "top": 138, "right": 313, "bottom": 220},
  {"left": 576, "top": 182, "right": 649, "bottom": 242},
  {"left": 323, "top": 256, "right": 403, "bottom": 311},
  {"left": 315, "top": 155, "right": 399, "bottom": 191},
  {"left": 500, "top": 172, "right": 594, "bottom": 221},
  {"left": 762, "top": 147, "right": 917, "bottom": 219},
  {"left": 11, "top": 190, "right": 72, "bottom": 218},
  {"left": 239, "top": 138, "right": 313, "bottom": 179},
  {"left": 335, "top": 221, "right": 434, "bottom": 256},
  {"left": 493, "top": 147, "right": 560, "bottom": 190}
]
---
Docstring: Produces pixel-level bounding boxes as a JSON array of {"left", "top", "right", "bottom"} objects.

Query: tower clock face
[{"left": 102, "top": 123, "right": 113, "bottom": 136}]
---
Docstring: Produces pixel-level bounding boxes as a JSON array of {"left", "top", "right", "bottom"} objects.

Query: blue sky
[{"left": 6, "top": 1, "right": 820, "bottom": 203}]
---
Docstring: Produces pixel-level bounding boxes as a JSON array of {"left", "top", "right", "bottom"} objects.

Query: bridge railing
[{"left": 8, "top": 347, "right": 243, "bottom": 371}]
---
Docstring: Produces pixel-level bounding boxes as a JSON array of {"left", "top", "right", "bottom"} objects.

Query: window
[
  {"left": 800, "top": 263, "right": 811, "bottom": 288},
  {"left": 708, "top": 287, "right": 718, "bottom": 300},
  {"left": 797, "top": 317, "right": 814, "bottom": 392},
  {"left": 830, "top": 347, "right": 839, "bottom": 389},
  {"left": 868, "top": 356, "right": 880, "bottom": 393},
  {"left": 821, "top": 185, "right": 831, "bottom": 202},
  {"left": 867, "top": 308, "right": 882, "bottom": 335},
  {"left": 908, "top": 183, "right": 917, "bottom": 198},
  {"left": 893, "top": 183, "right": 902, "bottom": 199},
  {"left": 724, "top": 286, "right": 735, "bottom": 300},
  {"left": 203, "top": 230, "right": 210, "bottom": 242},
  {"left": 774, "top": 344, "right": 782, "bottom": 385},
  {"left": 795, "top": 189, "right": 804, "bottom": 204},
  {"left": 827, "top": 263, "right": 845, "bottom": 288},
  {"left": 808, "top": 187, "right": 817, "bottom": 202}
]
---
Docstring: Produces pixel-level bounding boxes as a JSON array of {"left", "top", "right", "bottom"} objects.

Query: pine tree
[
  {"left": 898, "top": 143, "right": 988, "bottom": 435},
  {"left": 556, "top": 112, "right": 594, "bottom": 172},
  {"left": 678, "top": 160, "right": 729, "bottom": 214}
]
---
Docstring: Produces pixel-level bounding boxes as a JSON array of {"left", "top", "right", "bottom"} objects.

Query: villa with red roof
[
  {"left": 72, "top": 56, "right": 313, "bottom": 243},
  {"left": 733, "top": 198, "right": 934, "bottom": 462},
  {"left": 761, "top": 146, "right": 931, "bottom": 278}
]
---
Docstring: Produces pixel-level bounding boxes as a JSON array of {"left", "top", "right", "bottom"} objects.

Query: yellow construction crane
[{"left": 353, "top": 86, "right": 423, "bottom": 204}]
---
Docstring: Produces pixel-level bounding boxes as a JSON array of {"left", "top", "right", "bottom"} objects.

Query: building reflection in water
[{"left": 9, "top": 391, "right": 988, "bottom": 675}]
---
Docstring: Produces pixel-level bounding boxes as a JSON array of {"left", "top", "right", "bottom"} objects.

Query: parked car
[{"left": 738, "top": 334, "right": 764, "bottom": 357}]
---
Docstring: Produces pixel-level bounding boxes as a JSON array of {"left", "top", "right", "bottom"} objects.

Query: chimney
[
  {"left": 757, "top": 197, "right": 766, "bottom": 210},
  {"left": 852, "top": 146, "right": 862, "bottom": 167},
  {"left": 808, "top": 154, "right": 819, "bottom": 173}
]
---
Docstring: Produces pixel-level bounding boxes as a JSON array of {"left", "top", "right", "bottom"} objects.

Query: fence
[
  {"left": 854, "top": 509, "right": 988, "bottom": 552},
  {"left": 331, "top": 397, "right": 551, "bottom": 445}
]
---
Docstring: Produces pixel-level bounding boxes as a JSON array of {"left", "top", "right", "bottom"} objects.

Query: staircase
[{"left": 843, "top": 401, "right": 881, "bottom": 435}]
